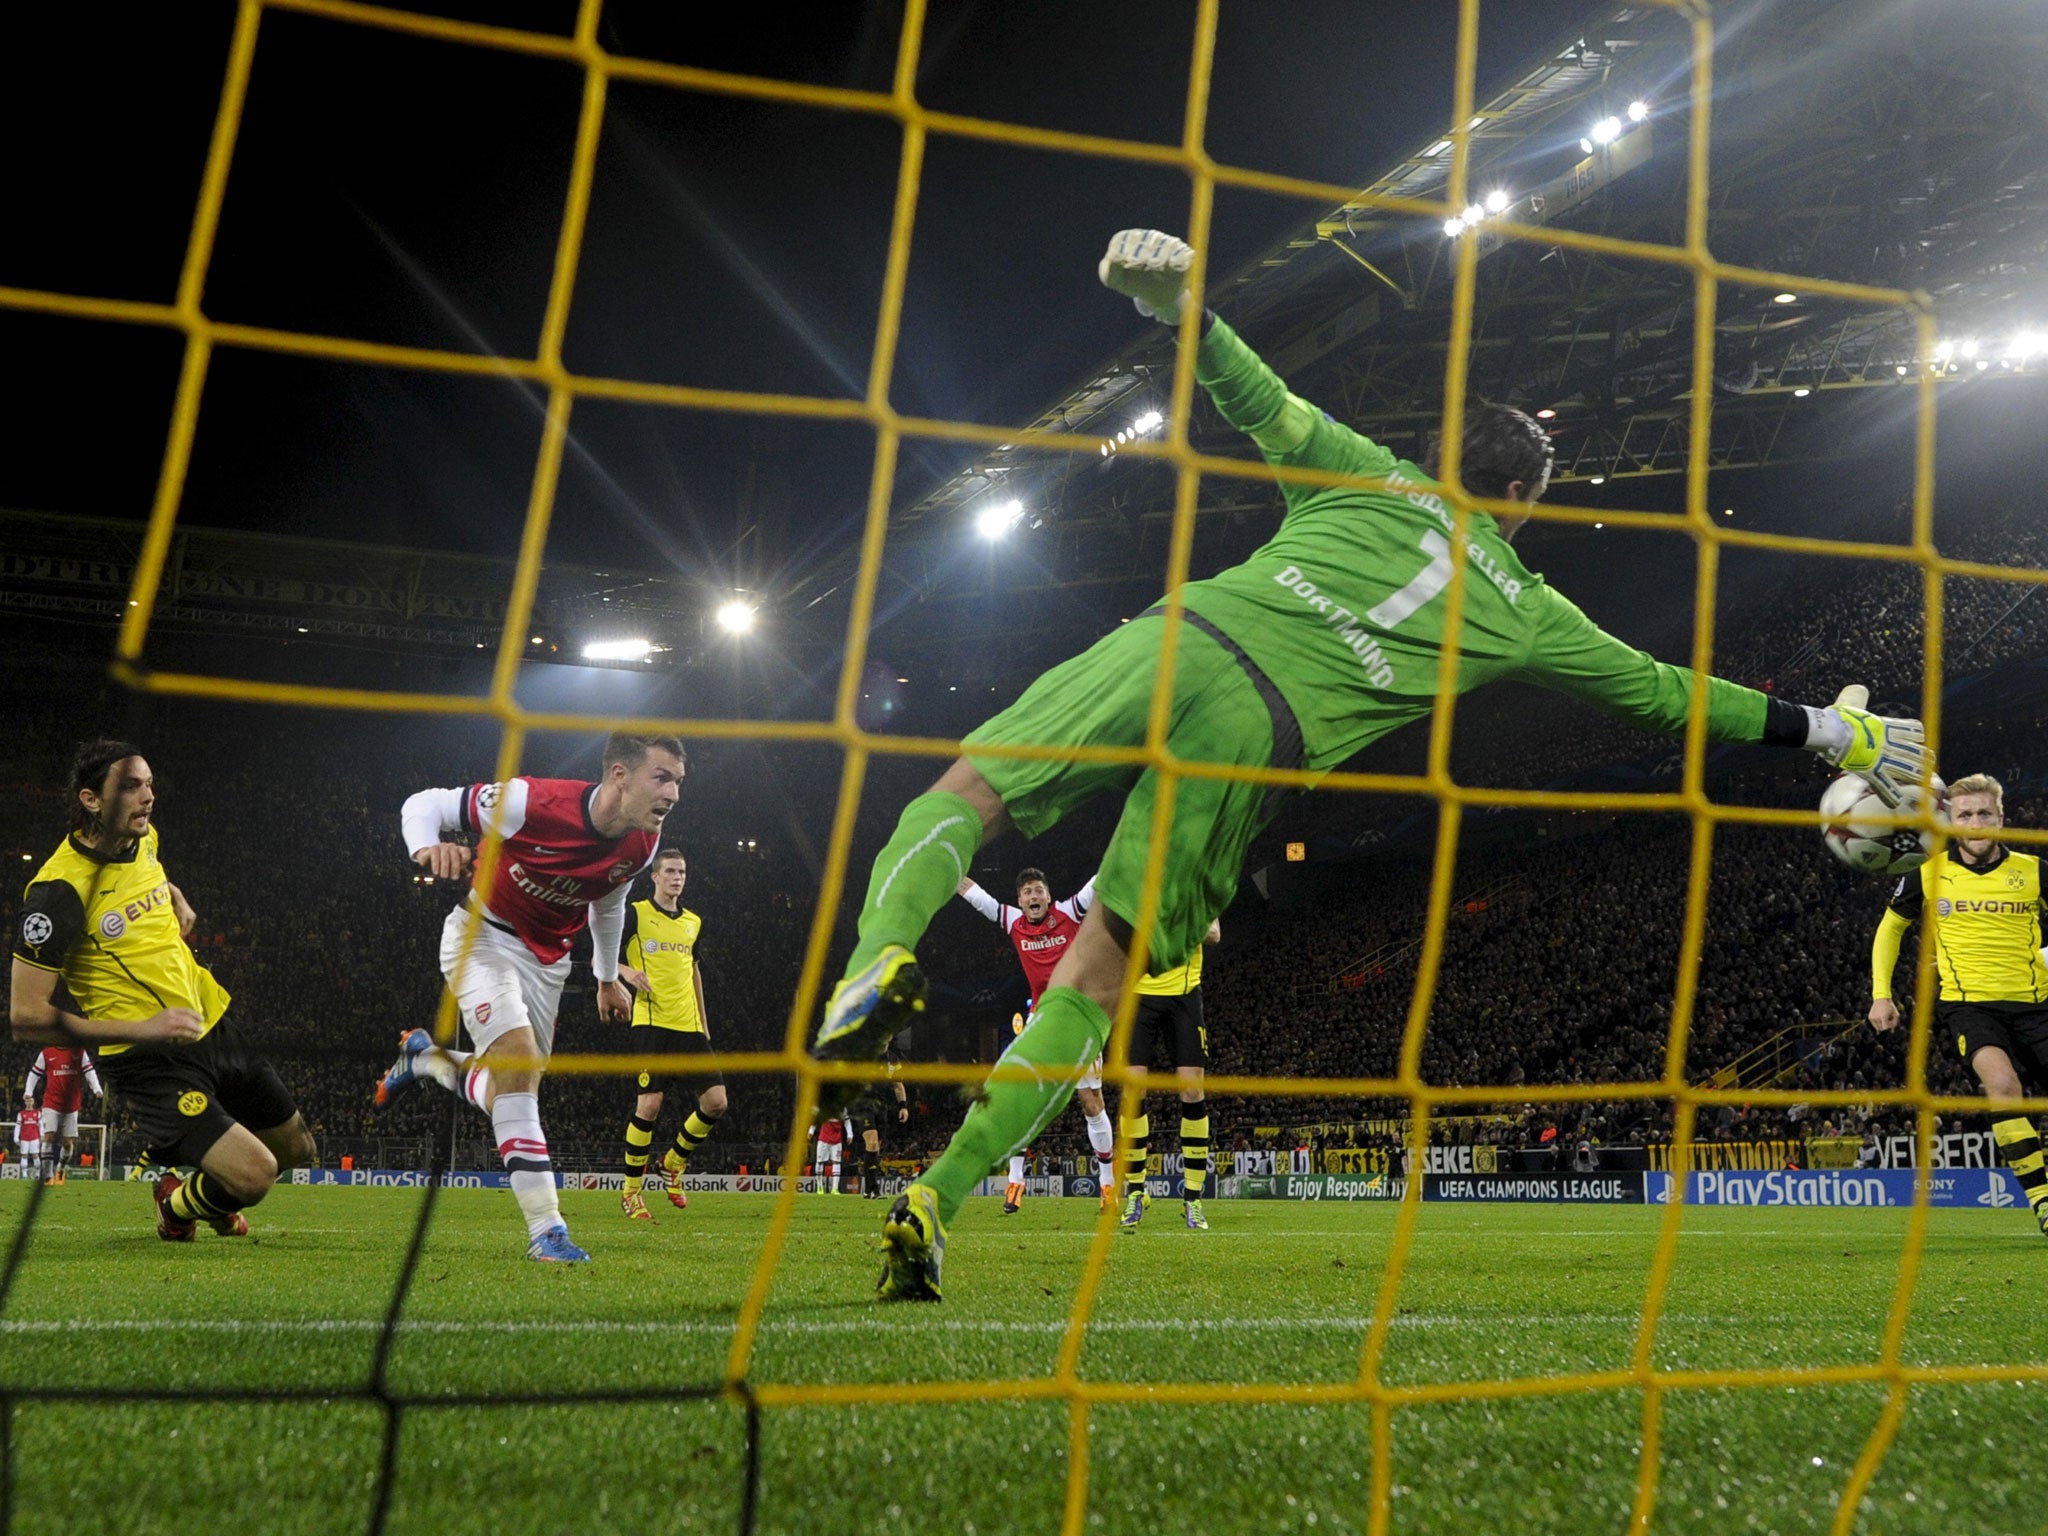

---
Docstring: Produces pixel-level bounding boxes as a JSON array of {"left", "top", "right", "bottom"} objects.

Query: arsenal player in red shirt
[
  {"left": 25, "top": 1045, "right": 101, "bottom": 1182},
  {"left": 379, "top": 731, "right": 683, "bottom": 1262},
  {"left": 956, "top": 868, "right": 1118, "bottom": 1211}
]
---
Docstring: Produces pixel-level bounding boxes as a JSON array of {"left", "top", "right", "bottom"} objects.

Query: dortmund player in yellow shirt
[
  {"left": 1869, "top": 772, "right": 2048, "bottom": 1233},
  {"left": 1116, "top": 917, "right": 1222, "bottom": 1233},
  {"left": 9, "top": 740, "right": 315, "bottom": 1240},
  {"left": 615, "top": 849, "right": 726, "bottom": 1219}
]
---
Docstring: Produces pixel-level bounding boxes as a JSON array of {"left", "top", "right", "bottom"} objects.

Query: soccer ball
[{"left": 1819, "top": 773, "right": 1946, "bottom": 875}]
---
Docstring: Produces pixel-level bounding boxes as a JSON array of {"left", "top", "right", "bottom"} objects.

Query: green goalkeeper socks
[
  {"left": 846, "top": 790, "right": 984, "bottom": 975},
  {"left": 920, "top": 986, "right": 1112, "bottom": 1227}
]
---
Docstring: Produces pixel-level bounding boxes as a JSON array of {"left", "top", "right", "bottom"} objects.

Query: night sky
[{"left": 2, "top": 0, "right": 1595, "bottom": 581}]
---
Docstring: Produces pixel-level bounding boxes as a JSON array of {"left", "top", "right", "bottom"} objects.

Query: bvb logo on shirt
[{"left": 178, "top": 1091, "right": 209, "bottom": 1117}]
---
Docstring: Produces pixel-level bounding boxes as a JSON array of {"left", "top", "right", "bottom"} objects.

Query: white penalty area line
[{"left": 0, "top": 1311, "right": 1773, "bottom": 1341}]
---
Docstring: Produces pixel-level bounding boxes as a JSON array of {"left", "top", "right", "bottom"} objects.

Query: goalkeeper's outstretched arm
[
  {"left": 1098, "top": 229, "right": 1393, "bottom": 509},
  {"left": 1097, "top": 228, "right": 1929, "bottom": 802},
  {"left": 1523, "top": 597, "right": 1929, "bottom": 803}
]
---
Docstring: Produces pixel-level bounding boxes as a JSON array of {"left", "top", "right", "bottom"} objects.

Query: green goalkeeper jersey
[{"left": 1179, "top": 318, "right": 1769, "bottom": 773}]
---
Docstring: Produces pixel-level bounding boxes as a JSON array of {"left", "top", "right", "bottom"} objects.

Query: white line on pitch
[{"left": 0, "top": 1311, "right": 1802, "bottom": 1340}]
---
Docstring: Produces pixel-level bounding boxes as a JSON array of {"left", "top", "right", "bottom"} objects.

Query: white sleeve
[
  {"left": 402, "top": 780, "right": 529, "bottom": 857},
  {"left": 1057, "top": 877, "right": 1098, "bottom": 923},
  {"left": 83, "top": 1055, "right": 102, "bottom": 1097},
  {"left": 401, "top": 787, "right": 468, "bottom": 857},
  {"left": 586, "top": 883, "right": 631, "bottom": 984},
  {"left": 958, "top": 879, "right": 1007, "bottom": 926},
  {"left": 24, "top": 1059, "right": 45, "bottom": 1098}
]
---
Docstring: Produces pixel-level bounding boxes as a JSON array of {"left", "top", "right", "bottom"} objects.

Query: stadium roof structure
[
  {"left": 3, "top": 0, "right": 2042, "bottom": 688},
  {"left": 888, "top": 0, "right": 2048, "bottom": 660}
]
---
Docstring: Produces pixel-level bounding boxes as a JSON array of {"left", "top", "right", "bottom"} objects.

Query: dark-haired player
[
  {"left": 377, "top": 732, "right": 683, "bottom": 1262},
  {"left": 956, "top": 868, "right": 1118, "bottom": 1210},
  {"left": 820, "top": 228, "right": 1928, "bottom": 1301},
  {"left": 10, "top": 740, "right": 315, "bottom": 1239},
  {"left": 848, "top": 1054, "right": 909, "bottom": 1198},
  {"left": 614, "top": 848, "right": 728, "bottom": 1220}
]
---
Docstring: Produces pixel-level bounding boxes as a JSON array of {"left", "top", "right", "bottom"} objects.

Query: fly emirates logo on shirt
[
  {"left": 1271, "top": 469, "right": 1524, "bottom": 688},
  {"left": 1019, "top": 932, "right": 1069, "bottom": 955},
  {"left": 506, "top": 862, "right": 590, "bottom": 910}
]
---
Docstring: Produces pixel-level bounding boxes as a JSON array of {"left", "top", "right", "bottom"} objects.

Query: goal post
[{"left": 73, "top": 1122, "right": 109, "bottom": 1180}]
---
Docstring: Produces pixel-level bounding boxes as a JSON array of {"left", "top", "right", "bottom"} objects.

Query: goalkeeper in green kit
[{"left": 815, "top": 229, "right": 1928, "bottom": 1301}]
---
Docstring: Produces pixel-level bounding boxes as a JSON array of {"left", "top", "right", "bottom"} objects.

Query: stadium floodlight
[
  {"left": 1627, "top": 99, "right": 1649, "bottom": 122},
  {"left": 1895, "top": 364, "right": 1910, "bottom": 375},
  {"left": 1131, "top": 409, "right": 1164, "bottom": 434},
  {"left": 1579, "top": 137, "right": 1594, "bottom": 154},
  {"left": 975, "top": 498, "right": 1025, "bottom": 540},
  {"left": 1535, "top": 407, "right": 1557, "bottom": 420},
  {"left": 1462, "top": 203, "right": 1485, "bottom": 225},
  {"left": 1932, "top": 340, "right": 1956, "bottom": 363},
  {"left": 1483, "top": 189, "right": 1509, "bottom": 214},
  {"left": 1590, "top": 116, "right": 1622, "bottom": 145},
  {"left": 1443, "top": 216, "right": 1465, "bottom": 237},
  {"left": 1588, "top": 475, "right": 1606, "bottom": 485},
  {"left": 1772, "top": 292, "right": 1798, "bottom": 304},
  {"left": 1792, "top": 386, "right": 1812, "bottom": 397},
  {"left": 2008, "top": 330, "right": 2045, "bottom": 362},
  {"left": 715, "top": 599, "right": 756, "bottom": 635},
  {"left": 582, "top": 638, "right": 653, "bottom": 661}
]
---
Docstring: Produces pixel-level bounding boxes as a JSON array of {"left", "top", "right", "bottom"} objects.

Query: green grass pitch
[{"left": 0, "top": 1183, "right": 2042, "bottom": 1535}]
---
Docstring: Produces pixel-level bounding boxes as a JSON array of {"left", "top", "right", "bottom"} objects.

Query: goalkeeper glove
[
  {"left": 1099, "top": 229, "right": 1196, "bottom": 324},
  {"left": 1805, "top": 684, "right": 1929, "bottom": 807}
]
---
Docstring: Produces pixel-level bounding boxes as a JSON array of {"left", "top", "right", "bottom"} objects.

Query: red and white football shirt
[
  {"left": 960, "top": 878, "right": 1095, "bottom": 1006},
  {"left": 27, "top": 1048, "right": 97, "bottom": 1114},
  {"left": 423, "top": 777, "right": 658, "bottom": 964},
  {"left": 15, "top": 1106, "right": 39, "bottom": 1152}
]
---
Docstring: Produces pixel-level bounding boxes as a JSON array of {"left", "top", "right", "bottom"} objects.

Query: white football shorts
[
  {"left": 39, "top": 1109, "right": 78, "bottom": 1140},
  {"left": 1077, "top": 1056, "right": 1104, "bottom": 1092},
  {"left": 439, "top": 906, "right": 571, "bottom": 1059}
]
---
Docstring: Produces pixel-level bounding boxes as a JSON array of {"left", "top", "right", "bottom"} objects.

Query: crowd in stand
[{"left": 6, "top": 505, "right": 2048, "bottom": 1174}]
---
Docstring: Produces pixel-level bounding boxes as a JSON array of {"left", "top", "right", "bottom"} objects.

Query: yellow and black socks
[
  {"left": 1123, "top": 1113, "right": 1151, "bottom": 1198},
  {"left": 672, "top": 1109, "right": 716, "bottom": 1172},
  {"left": 1992, "top": 1117, "right": 2048, "bottom": 1222},
  {"left": 1181, "top": 1100, "right": 1210, "bottom": 1200},
  {"left": 623, "top": 1113, "right": 655, "bottom": 1192},
  {"left": 167, "top": 1170, "right": 248, "bottom": 1223}
]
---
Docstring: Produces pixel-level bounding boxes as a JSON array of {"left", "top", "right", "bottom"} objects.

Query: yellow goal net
[{"left": 4, "top": 3, "right": 2044, "bottom": 1534}]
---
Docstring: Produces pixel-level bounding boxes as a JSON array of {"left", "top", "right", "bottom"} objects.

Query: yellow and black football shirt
[
  {"left": 12, "top": 826, "right": 230, "bottom": 1054},
  {"left": 1874, "top": 846, "right": 2048, "bottom": 1003},
  {"left": 624, "top": 897, "right": 704, "bottom": 1032},
  {"left": 1136, "top": 942, "right": 1205, "bottom": 998}
]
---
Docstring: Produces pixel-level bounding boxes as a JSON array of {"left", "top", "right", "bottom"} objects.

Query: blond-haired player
[{"left": 1870, "top": 772, "right": 2048, "bottom": 1232}]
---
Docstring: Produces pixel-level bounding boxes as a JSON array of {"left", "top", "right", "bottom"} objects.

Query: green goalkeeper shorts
[{"left": 962, "top": 606, "right": 1303, "bottom": 969}]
